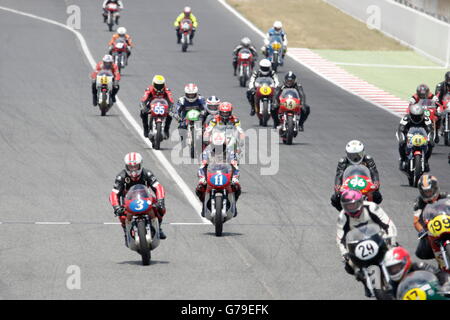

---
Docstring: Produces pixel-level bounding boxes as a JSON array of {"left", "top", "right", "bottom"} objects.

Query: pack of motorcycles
[{"left": 99, "top": 5, "right": 450, "bottom": 300}]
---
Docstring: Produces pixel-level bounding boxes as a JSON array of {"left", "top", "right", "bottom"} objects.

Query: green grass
[{"left": 314, "top": 50, "right": 446, "bottom": 100}]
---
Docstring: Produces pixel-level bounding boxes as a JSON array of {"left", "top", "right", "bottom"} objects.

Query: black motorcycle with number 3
[{"left": 345, "top": 223, "right": 394, "bottom": 300}]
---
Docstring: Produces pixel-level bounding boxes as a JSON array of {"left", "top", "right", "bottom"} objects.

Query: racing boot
[
  {"left": 158, "top": 218, "right": 166, "bottom": 239},
  {"left": 424, "top": 161, "right": 430, "bottom": 172},
  {"left": 250, "top": 106, "right": 255, "bottom": 116},
  {"left": 164, "top": 116, "right": 172, "bottom": 140},
  {"left": 122, "top": 225, "right": 128, "bottom": 247},
  {"left": 398, "top": 158, "right": 406, "bottom": 172},
  {"left": 115, "top": 16, "right": 119, "bottom": 25}
]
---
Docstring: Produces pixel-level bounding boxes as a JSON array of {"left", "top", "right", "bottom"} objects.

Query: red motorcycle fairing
[{"left": 150, "top": 99, "right": 169, "bottom": 118}]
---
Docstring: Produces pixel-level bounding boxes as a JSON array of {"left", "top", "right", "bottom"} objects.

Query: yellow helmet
[{"left": 152, "top": 75, "right": 166, "bottom": 92}]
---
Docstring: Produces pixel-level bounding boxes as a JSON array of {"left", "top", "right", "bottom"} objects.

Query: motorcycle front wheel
[
  {"left": 137, "top": 219, "right": 151, "bottom": 265},
  {"left": 215, "top": 193, "right": 223, "bottom": 237}
]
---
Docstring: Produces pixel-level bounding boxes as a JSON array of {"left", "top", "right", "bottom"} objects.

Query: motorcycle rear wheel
[{"left": 137, "top": 219, "right": 151, "bottom": 265}]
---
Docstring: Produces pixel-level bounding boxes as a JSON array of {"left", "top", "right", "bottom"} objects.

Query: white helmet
[
  {"left": 184, "top": 83, "right": 199, "bottom": 102},
  {"left": 273, "top": 21, "right": 283, "bottom": 31},
  {"left": 124, "top": 152, "right": 143, "bottom": 181},
  {"left": 206, "top": 96, "right": 221, "bottom": 115},
  {"left": 184, "top": 6, "right": 191, "bottom": 14},
  {"left": 345, "top": 140, "right": 365, "bottom": 164},
  {"left": 241, "top": 37, "right": 251, "bottom": 47},
  {"left": 259, "top": 59, "right": 272, "bottom": 75},
  {"left": 117, "top": 27, "right": 127, "bottom": 36},
  {"left": 102, "top": 54, "right": 114, "bottom": 69},
  {"left": 103, "top": 54, "right": 113, "bottom": 63}
]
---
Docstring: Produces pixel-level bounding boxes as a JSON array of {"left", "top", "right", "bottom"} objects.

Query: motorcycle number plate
[
  {"left": 152, "top": 104, "right": 166, "bottom": 115},
  {"left": 210, "top": 173, "right": 228, "bottom": 187},
  {"left": 260, "top": 86, "right": 272, "bottom": 95},
  {"left": 348, "top": 176, "right": 368, "bottom": 190},
  {"left": 427, "top": 214, "right": 450, "bottom": 238},
  {"left": 240, "top": 53, "right": 250, "bottom": 59},
  {"left": 411, "top": 134, "right": 427, "bottom": 147},
  {"left": 402, "top": 288, "right": 427, "bottom": 300},
  {"left": 355, "top": 240, "right": 379, "bottom": 261},
  {"left": 129, "top": 199, "right": 150, "bottom": 213},
  {"left": 116, "top": 43, "right": 124, "bottom": 49}
]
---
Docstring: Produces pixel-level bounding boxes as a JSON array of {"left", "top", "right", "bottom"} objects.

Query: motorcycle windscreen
[
  {"left": 345, "top": 223, "right": 382, "bottom": 245},
  {"left": 254, "top": 77, "right": 275, "bottom": 88},
  {"left": 280, "top": 89, "right": 300, "bottom": 100}
]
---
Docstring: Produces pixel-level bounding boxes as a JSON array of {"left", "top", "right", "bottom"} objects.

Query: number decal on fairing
[
  {"left": 402, "top": 288, "right": 427, "bottom": 300},
  {"left": 348, "top": 177, "right": 367, "bottom": 190},
  {"left": 153, "top": 104, "right": 166, "bottom": 115},
  {"left": 355, "top": 240, "right": 379, "bottom": 260},
  {"left": 129, "top": 199, "right": 149, "bottom": 213},
  {"left": 210, "top": 174, "right": 228, "bottom": 187}
]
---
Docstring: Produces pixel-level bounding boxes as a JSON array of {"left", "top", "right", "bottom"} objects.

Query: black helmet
[
  {"left": 284, "top": 71, "right": 297, "bottom": 87},
  {"left": 445, "top": 71, "right": 450, "bottom": 86},
  {"left": 416, "top": 84, "right": 430, "bottom": 99},
  {"left": 418, "top": 175, "right": 440, "bottom": 202}
]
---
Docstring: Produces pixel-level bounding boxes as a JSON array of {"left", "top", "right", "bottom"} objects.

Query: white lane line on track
[
  {"left": 0, "top": 5, "right": 209, "bottom": 225},
  {"left": 217, "top": 0, "right": 406, "bottom": 119},
  {"left": 35, "top": 222, "right": 71, "bottom": 225}
]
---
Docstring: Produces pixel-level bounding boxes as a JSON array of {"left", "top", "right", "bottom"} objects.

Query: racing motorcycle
[
  {"left": 340, "top": 165, "right": 379, "bottom": 202},
  {"left": 278, "top": 88, "right": 302, "bottom": 145},
  {"left": 147, "top": 98, "right": 170, "bottom": 150},
  {"left": 105, "top": 2, "right": 120, "bottom": 32},
  {"left": 236, "top": 49, "right": 254, "bottom": 87},
  {"left": 345, "top": 223, "right": 394, "bottom": 300},
  {"left": 438, "top": 93, "right": 450, "bottom": 146},
  {"left": 253, "top": 77, "right": 275, "bottom": 127},
  {"left": 179, "top": 19, "right": 193, "bottom": 52},
  {"left": 203, "top": 125, "right": 241, "bottom": 236},
  {"left": 416, "top": 99, "right": 439, "bottom": 144},
  {"left": 422, "top": 198, "right": 450, "bottom": 273},
  {"left": 184, "top": 108, "right": 204, "bottom": 159},
  {"left": 95, "top": 70, "right": 114, "bottom": 116},
  {"left": 111, "top": 38, "right": 128, "bottom": 72},
  {"left": 397, "top": 126, "right": 429, "bottom": 187},
  {"left": 267, "top": 34, "right": 284, "bottom": 72},
  {"left": 396, "top": 271, "right": 449, "bottom": 300},
  {"left": 123, "top": 184, "right": 161, "bottom": 266}
]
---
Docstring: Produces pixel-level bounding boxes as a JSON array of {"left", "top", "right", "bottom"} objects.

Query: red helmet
[
  {"left": 219, "top": 102, "right": 233, "bottom": 121},
  {"left": 340, "top": 189, "right": 364, "bottom": 217},
  {"left": 383, "top": 246, "right": 412, "bottom": 281}
]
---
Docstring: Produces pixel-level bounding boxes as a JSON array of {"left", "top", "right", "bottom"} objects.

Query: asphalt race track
[{"left": 0, "top": 0, "right": 449, "bottom": 299}]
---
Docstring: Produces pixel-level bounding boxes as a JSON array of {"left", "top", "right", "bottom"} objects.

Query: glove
[
  {"left": 198, "top": 177, "right": 206, "bottom": 185},
  {"left": 232, "top": 176, "right": 239, "bottom": 185},
  {"left": 113, "top": 205, "right": 125, "bottom": 217},
  {"left": 157, "top": 199, "right": 165, "bottom": 211}
]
